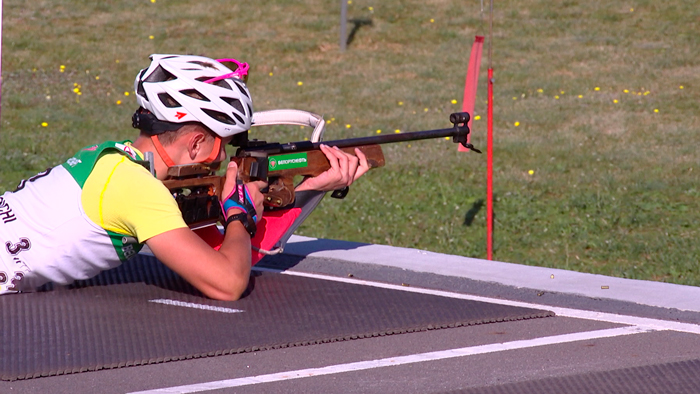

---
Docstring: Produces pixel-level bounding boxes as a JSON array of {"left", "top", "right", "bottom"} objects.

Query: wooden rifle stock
[
  {"left": 161, "top": 145, "right": 384, "bottom": 226},
  {"left": 233, "top": 144, "right": 385, "bottom": 207},
  {"left": 162, "top": 169, "right": 224, "bottom": 228}
]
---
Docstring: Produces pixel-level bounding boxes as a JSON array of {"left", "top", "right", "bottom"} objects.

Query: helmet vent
[
  {"left": 202, "top": 109, "right": 236, "bottom": 125},
  {"left": 246, "top": 103, "right": 253, "bottom": 117},
  {"left": 221, "top": 97, "right": 245, "bottom": 114},
  {"left": 137, "top": 81, "right": 148, "bottom": 101},
  {"left": 211, "top": 79, "right": 233, "bottom": 91},
  {"left": 234, "top": 81, "right": 250, "bottom": 98},
  {"left": 195, "top": 77, "right": 233, "bottom": 91},
  {"left": 158, "top": 93, "right": 182, "bottom": 108},
  {"left": 180, "top": 89, "right": 210, "bottom": 101},
  {"left": 188, "top": 60, "right": 218, "bottom": 70},
  {"left": 144, "top": 65, "right": 177, "bottom": 83},
  {"left": 137, "top": 69, "right": 148, "bottom": 101}
]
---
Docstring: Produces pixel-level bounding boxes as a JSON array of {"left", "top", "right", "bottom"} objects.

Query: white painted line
[
  {"left": 282, "top": 235, "right": 700, "bottom": 313},
  {"left": 253, "top": 267, "right": 700, "bottom": 335},
  {"left": 149, "top": 299, "right": 244, "bottom": 314},
  {"left": 128, "top": 325, "right": 651, "bottom": 394}
]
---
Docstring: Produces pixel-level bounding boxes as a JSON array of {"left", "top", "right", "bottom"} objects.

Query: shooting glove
[{"left": 221, "top": 180, "right": 258, "bottom": 237}]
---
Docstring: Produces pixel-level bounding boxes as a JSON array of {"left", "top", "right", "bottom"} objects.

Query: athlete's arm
[
  {"left": 145, "top": 220, "right": 253, "bottom": 301},
  {"left": 146, "top": 163, "right": 265, "bottom": 301},
  {"left": 147, "top": 146, "right": 366, "bottom": 300}
]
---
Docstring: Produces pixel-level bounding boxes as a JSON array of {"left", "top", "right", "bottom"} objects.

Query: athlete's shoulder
[
  {"left": 64, "top": 140, "right": 146, "bottom": 186},
  {"left": 70, "top": 140, "right": 139, "bottom": 160},
  {"left": 113, "top": 155, "right": 157, "bottom": 180}
]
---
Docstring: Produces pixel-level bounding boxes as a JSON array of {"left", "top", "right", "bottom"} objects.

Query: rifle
[{"left": 162, "top": 112, "right": 479, "bottom": 228}]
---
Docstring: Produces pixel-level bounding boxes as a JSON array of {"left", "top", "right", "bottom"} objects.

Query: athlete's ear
[{"left": 187, "top": 132, "right": 208, "bottom": 160}]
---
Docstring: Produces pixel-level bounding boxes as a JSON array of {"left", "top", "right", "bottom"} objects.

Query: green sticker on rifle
[{"left": 269, "top": 152, "right": 308, "bottom": 171}]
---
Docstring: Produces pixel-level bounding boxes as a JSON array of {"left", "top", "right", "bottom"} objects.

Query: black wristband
[{"left": 225, "top": 212, "right": 257, "bottom": 238}]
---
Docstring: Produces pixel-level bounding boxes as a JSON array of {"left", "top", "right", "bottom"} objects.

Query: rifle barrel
[
  {"left": 245, "top": 125, "right": 469, "bottom": 154},
  {"left": 319, "top": 126, "right": 468, "bottom": 148}
]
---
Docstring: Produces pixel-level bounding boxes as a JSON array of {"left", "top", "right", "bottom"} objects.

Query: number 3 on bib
[{"left": 5, "top": 237, "right": 31, "bottom": 256}]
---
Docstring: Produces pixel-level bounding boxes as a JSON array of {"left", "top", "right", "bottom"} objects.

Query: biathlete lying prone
[{"left": 0, "top": 54, "right": 370, "bottom": 300}]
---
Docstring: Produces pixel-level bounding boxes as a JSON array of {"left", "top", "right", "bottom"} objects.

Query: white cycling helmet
[{"left": 133, "top": 54, "right": 253, "bottom": 138}]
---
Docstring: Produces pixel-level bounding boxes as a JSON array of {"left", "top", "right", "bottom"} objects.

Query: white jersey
[{"left": 0, "top": 141, "right": 144, "bottom": 293}]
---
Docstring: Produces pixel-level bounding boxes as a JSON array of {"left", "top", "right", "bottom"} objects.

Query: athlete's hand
[
  {"left": 295, "top": 145, "right": 371, "bottom": 192},
  {"left": 221, "top": 161, "right": 266, "bottom": 221}
]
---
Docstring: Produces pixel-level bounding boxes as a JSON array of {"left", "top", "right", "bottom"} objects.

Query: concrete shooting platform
[
  {"left": 1, "top": 235, "right": 699, "bottom": 393},
  {"left": 281, "top": 235, "right": 700, "bottom": 314}
]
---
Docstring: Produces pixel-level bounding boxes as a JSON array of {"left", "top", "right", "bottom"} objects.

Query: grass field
[{"left": 2, "top": 0, "right": 699, "bottom": 284}]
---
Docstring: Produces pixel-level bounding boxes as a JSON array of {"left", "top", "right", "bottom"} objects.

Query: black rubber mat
[
  {"left": 0, "top": 254, "right": 553, "bottom": 381},
  {"left": 454, "top": 358, "right": 700, "bottom": 394}
]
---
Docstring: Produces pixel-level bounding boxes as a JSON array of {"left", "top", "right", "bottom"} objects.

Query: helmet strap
[
  {"left": 150, "top": 134, "right": 222, "bottom": 168},
  {"left": 150, "top": 135, "right": 176, "bottom": 168},
  {"left": 202, "top": 136, "right": 222, "bottom": 164}
]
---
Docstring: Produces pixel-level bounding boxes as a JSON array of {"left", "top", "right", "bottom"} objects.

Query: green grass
[{"left": 2, "top": 0, "right": 699, "bottom": 285}]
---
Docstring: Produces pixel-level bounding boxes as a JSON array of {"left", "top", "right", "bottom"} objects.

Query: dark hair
[
  {"left": 153, "top": 123, "right": 216, "bottom": 146},
  {"left": 133, "top": 107, "right": 216, "bottom": 146}
]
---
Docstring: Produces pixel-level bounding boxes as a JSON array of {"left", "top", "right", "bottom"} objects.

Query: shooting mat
[{"left": 0, "top": 254, "right": 554, "bottom": 381}]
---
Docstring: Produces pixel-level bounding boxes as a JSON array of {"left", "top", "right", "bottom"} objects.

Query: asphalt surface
[{"left": 2, "top": 235, "right": 700, "bottom": 393}]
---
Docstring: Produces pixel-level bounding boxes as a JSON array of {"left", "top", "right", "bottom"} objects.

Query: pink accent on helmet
[{"left": 202, "top": 58, "right": 250, "bottom": 84}]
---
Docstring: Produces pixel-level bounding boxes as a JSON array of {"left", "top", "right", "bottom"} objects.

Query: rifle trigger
[{"left": 331, "top": 186, "right": 350, "bottom": 199}]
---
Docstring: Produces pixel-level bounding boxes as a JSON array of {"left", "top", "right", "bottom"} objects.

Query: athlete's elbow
[
  {"left": 202, "top": 276, "right": 249, "bottom": 301},
  {"left": 210, "top": 287, "right": 246, "bottom": 301}
]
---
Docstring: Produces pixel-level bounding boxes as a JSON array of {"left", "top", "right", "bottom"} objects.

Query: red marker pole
[
  {"left": 486, "top": 68, "right": 494, "bottom": 260},
  {"left": 485, "top": 0, "right": 494, "bottom": 261}
]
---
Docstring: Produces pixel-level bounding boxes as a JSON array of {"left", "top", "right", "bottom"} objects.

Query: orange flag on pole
[{"left": 459, "top": 36, "right": 484, "bottom": 152}]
